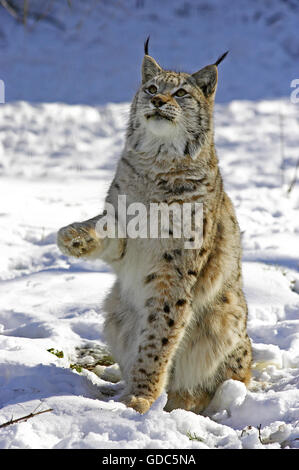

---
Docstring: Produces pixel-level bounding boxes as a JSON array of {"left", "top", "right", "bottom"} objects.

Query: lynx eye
[
  {"left": 175, "top": 88, "right": 187, "bottom": 97},
  {"left": 147, "top": 85, "right": 157, "bottom": 94}
]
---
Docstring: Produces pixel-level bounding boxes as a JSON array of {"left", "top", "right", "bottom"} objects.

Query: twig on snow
[
  {"left": 0, "top": 0, "right": 65, "bottom": 30},
  {"left": 287, "top": 157, "right": 299, "bottom": 194},
  {"left": 0, "top": 0, "right": 18, "bottom": 18},
  {"left": 0, "top": 408, "right": 53, "bottom": 429},
  {"left": 257, "top": 424, "right": 266, "bottom": 445}
]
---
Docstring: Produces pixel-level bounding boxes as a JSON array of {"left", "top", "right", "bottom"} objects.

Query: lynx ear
[
  {"left": 192, "top": 51, "right": 229, "bottom": 98},
  {"left": 192, "top": 65, "right": 218, "bottom": 98},
  {"left": 142, "top": 55, "right": 162, "bottom": 83},
  {"left": 142, "top": 36, "right": 162, "bottom": 83}
]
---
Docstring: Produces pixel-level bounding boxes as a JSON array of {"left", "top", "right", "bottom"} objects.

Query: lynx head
[{"left": 128, "top": 38, "right": 228, "bottom": 160}]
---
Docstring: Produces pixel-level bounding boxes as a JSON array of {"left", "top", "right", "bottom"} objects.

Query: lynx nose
[{"left": 151, "top": 95, "right": 168, "bottom": 108}]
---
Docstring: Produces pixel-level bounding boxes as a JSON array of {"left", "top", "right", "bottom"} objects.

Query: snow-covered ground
[
  {"left": 0, "top": 0, "right": 299, "bottom": 450},
  {"left": 0, "top": 98, "right": 298, "bottom": 449},
  {"left": 0, "top": 0, "right": 299, "bottom": 104}
]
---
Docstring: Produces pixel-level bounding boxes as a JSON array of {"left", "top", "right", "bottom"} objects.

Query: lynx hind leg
[
  {"left": 165, "top": 389, "right": 212, "bottom": 414},
  {"left": 164, "top": 292, "right": 252, "bottom": 414},
  {"left": 164, "top": 341, "right": 251, "bottom": 414},
  {"left": 164, "top": 339, "right": 251, "bottom": 415}
]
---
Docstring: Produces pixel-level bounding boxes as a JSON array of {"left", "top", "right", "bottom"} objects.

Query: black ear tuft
[
  {"left": 144, "top": 36, "right": 150, "bottom": 55},
  {"left": 214, "top": 51, "right": 229, "bottom": 67}
]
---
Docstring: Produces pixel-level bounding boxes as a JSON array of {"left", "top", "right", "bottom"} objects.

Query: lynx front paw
[
  {"left": 57, "top": 222, "right": 100, "bottom": 258},
  {"left": 120, "top": 394, "right": 154, "bottom": 414}
]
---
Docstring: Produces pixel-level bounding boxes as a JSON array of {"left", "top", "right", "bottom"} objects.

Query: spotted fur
[{"left": 57, "top": 44, "right": 252, "bottom": 415}]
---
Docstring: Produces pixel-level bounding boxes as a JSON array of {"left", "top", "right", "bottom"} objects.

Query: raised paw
[
  {"left": 120, "top": 394, "right": 154, "bottom": 414},
  {"left": 57, "top": 222, "right": 100, "bottom": 258}
]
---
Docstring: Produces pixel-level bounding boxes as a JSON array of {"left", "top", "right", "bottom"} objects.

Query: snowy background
[{"left": 0, "top": 0, "right": 299, "bottom": 449}]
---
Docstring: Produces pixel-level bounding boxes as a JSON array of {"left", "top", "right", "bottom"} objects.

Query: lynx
[{"left": 57, "top": 39, "right": 252, "bottom": 415}]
